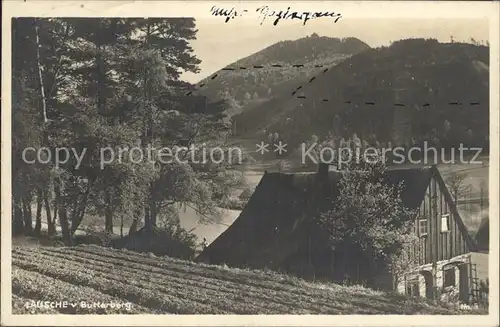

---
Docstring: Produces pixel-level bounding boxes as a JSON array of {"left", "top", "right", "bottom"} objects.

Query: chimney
[
  {"left": 317, "top": 163, "right": 329, "bottom": 177},
  {"left": 316, "top": 163, "right": 333, "bottom": 197}
]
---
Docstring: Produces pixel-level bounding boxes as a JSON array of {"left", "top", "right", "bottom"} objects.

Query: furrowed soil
[{"left": 11, "top": 245, "right": 482, "bottom": 314}]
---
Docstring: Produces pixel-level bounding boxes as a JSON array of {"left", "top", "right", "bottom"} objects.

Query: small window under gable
[
  {"left": 418, "top": 218, "right": 428, "bottom": 237},
  {"left": 441, "top": 213, "right": 450, "bottom": 233}
]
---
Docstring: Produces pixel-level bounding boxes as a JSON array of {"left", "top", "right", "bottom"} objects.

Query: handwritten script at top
[{"left": 210, "top": 5, "right": 342, "bottom": 26}]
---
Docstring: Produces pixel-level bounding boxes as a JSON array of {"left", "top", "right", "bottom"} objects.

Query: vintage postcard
[{"left": 1, "top": 1, "right": 499, "bottom": 326}]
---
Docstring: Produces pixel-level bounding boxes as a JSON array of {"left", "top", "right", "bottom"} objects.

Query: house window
[
  {"left": 418, "top": 218, "right": 428, "bottom": 237},
  {"left": 441, "top": 214, "right": 450, "bottom": 232},
  {"left": 443, "top": 267, "right": 456, "bottom": 287}
]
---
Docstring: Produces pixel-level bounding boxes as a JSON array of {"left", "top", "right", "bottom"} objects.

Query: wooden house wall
[{"left": 413, "top": 175, "right": 471, "bottom": 265}]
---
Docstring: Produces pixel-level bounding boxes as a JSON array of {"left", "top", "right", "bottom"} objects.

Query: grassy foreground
[{"left": 11, "top": 245, "right": 478, "bottom": 314}]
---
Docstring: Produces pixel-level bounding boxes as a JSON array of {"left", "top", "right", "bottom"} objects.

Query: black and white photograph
[{"left": 1, "top": 1, "right": 499, "bottom": 326}]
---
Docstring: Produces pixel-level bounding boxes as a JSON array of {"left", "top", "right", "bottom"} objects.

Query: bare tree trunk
[
  {"left": 59, "top": 205, "right": 73, "bottom": 246},
  {"left": 128, "top": 207, "right": 141, "bottom": 236},
  {"left": 143, "top": 22, "right": 156, "bottom": 231},
  {"left": 46, "top": 21, "right": 70, "bottom": 100},
  {"left": 70, "top": 199, "right": 79, "bottom": 234},
  {"left": 75, "top": 199, "right": 89, "bottom": 235},
  {"left": 12, "top": 198, "right": 25, "bottom": 236},
  {"left": 129, "top": 218, "right": 138, "bottom": 236},
  {"left": 144, "top": 206, "right": 151, "bottom": 231},
  {"left": 43, "top": 189, "right": 56, "bottom": 236},
  {"left": 96, "top": 48, "right": 106, "bottom": 114},
  {"left": 53, "top": 183, "right": 59, "bottom": 226},
  {"left": 150, "top": 200, "right": 157, "bottom": 228},
  {"left": 22, "top": 197, "right": 33, "bottom": 235},
  {"left": 35, "top": 189, "right": 43, "bottom": 234},
  {"left": 105, "top": 209, "right": 113, "bottom": 233},
  {"left": 104, "top": 190, "right": 113, "bottom": 233},
  {"left": 70, "top": 184, "right": 92, "bottom": 235},
  {"left": 34, "top": 20, "right": 48, "bottom": 123},
  {"left": 28, "top": 198, "right": 33, "bottom": 220},
  {"left": 55, "top": 180, "right": 72, "bottom": 245}
]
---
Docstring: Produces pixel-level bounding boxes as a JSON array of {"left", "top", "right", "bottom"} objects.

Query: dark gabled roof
[
  {"left": 196, "top": 172, "right": 324, "bottom": 266},
  {"left": 196, "top": 165, "right": 475, "bottom": 266}
]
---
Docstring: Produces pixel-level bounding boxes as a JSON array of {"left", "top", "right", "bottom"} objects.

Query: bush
[
  {"left": 112, "top": 225, "right": 196, "bottom": 260},
  {"left": 74, "top": 231, "right": 117, "bottom": 247},
  {"left": 80, "top": 220, "right": 117, "bottom": 246}
]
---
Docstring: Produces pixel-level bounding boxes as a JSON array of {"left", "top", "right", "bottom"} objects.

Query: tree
[
  {"left": 479, "top": 178, "right": 487, "bottom": 212},
  {"left": 50, "top": 18, "right": 141, "bottom": 242},
  {"left": 11, "top": 18, "right": 244, "bottom": 250},
  {"left": 244, "top": 91, "right": 252, "bottom": 102},
  {"left": 11, "top": 18, "right": 70, "bottom": 237},
  {"left": 64, "top": 18, "right": 226, "bottom": 233},
  {"left": 445, "top": 171, "right": 472, "bottom": 203},
  {"left": 115, "top": 18, "right": 242, "bottom": 232},
  {"left": 351, "top": 133, "right": 361, "bottom": 149},
  {"left": 317, "top": 141, "right": 416, "bottom": 283},
  {"left": 218, "top": 93, "right": 242, "bottom": 117},
  {"left": 268, "top": 132, "right": 274, "bottom": 142},
  {"left": 388, "top": 233, "right": 421, "bottom": 290}
]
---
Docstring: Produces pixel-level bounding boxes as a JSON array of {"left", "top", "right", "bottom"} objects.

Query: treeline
[{"left": 12, "top": 18, "right": 243, "bottom": 247}]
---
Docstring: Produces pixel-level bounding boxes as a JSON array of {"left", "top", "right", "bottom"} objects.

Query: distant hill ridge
[
  {"left": 231, "top": 35, "right": 370, "bottom": 65},
  {"left": 195, "top": 34, "right": 370, "bottom": 116},
  {"left": 232, "top": 38, "right": 489, "bottom": 151}
]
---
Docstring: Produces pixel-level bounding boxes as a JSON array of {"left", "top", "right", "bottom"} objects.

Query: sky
[{"left": 181, "top": 18, "right": 489, "bottom": 83}]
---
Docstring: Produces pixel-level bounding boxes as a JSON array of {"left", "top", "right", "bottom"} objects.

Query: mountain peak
[{"left": 197, "top": 36, "right": 370, "bottom": 115}]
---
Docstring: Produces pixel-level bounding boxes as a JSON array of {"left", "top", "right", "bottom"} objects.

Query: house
[{"left": 196, "top": 164, "right": 488, "bottom": 305}]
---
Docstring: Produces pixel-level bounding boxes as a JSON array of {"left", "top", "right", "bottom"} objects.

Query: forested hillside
[
  {"left": 233, "top": 38, "right": 489, "bottom": 152},
  {"left": 194, "top": 34, "right": 370, "bottom": 116}
]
